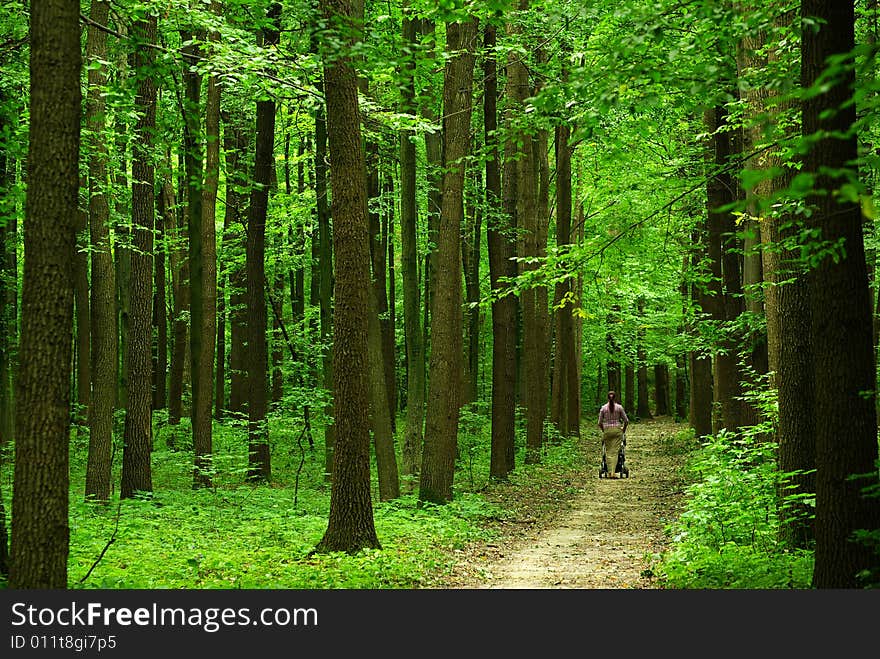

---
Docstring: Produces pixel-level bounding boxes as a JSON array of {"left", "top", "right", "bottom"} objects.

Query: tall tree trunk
[
  {"left": 399, "top": 8, "right": 425, "bottom": 488},
  {"left": 654, "top": 364, "right": 669, "bottom": 416},
  {"left": 636, "top": 299, "right": 652, "bottom": 419},
  {"left": 167, "top": 173, "right": 190, "bottom": 440},
  {"left": 121, "top": 14, "right": 157, "bottom": 500},
  {"left": 246, "top": 3, "right": 280, "bottom": 483},
  {"left": 193, "top": 9, "right": 220, "bottom": 488},
  {"left": 552, "top": 103, "right": 580, "bottom": 438},
  {"left": 73, "top": 204, "right": 90, "bottom": 423},
  {"left": 152, "top": 178, "right": 167, "bottom": 412},
  {"left": 224, "top": 120, "right": 249, "bottom": 419},
  {"left": 508, "top": 1, "right": 543, "bottom": 464},
  {"left": 84, "top": 0, "right": 115, "bottom": 503},
  {"left": 315, "top": 0, "right": 380, "bottom": 553},
  {"left": 624, "top": 361, "right": 635, "bottom": 417},
  {"left": 705, "top": 105, "right": 743, "bottom": 434},
  {"left": 462, "top": 165, "right": 481, "bottom": 406},
  {"left": 803, "top": 0, "right": 880, "bottom": 588},
  {"left": 314, "top": 79, "right": 334, "bottom": 481},
  {"left": 9, "top": 0, "right": 80, "bottom": 588},
  {"left": 0, "top": 144, "right": 14, "bottom": 448},
  {"left": 689, "top": 230, "right": 713, "bottom": 438},
  {"left": 420, "top": 19, "right": 442, "bottom": 362},
  {"left": 485, "top": 23, "right": 517, "bottom": 479},
  {"left": 419, "top": 18, "right": 477, "bottom": 504}
]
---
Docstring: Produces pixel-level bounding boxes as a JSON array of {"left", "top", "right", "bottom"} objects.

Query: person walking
[{"left": 598, "top": 390, "right": 629, "bottom": 479}]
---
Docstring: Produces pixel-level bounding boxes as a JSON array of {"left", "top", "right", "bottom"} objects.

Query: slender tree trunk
[
  {"left": 152, "top": 178, "right": 167, "bottom": 412},
  {"left": 0, "top": 132, "right": 15, "bottom": 451},
  {"left": 399, "top": 8, "right": 425, "bottom": 488},
  {"left": 705, "top": 105, "right": 743, "bottom": 434},
  {"left": 167, "top": 173, "right": 190, "bottom": 441},
  {"left": 9, "top": 0, "right": 80, "bottom": 588},
  {"left": 654, "top": 364, "right": 669, "bottom": 416},
  {"left": 624, "top": 362, "right": 635, "bottom": 417},
  {"left": 193, "top": 10, "right": 221, "bottom": 488},
  {"left": 121, "top": 14, "right": 157, "bottom": 499},
  {"left": 803, "top": 0, "right": 880, "bottom": 588},
  {"left": 73, "top": 203, "right": 90, "bottom": 422},
  {"left": 462, "top": 165, "right": 481, "bottom": 406},
  {"left": 553, "top": 108, "right": 579, "bottom": 438},
  {"left": 246, "top": 3, "right": 280, "bottom": 482},
  {"left": 419, "top": 18, "right": 477, "bottom": 504},
  {"left": 636, "top": 299, "right": 652, "bottom": 419},
  {"left": 689, "top": 230, "right": 713, "bottom": 438},
  {"left": 421, "top": 19, "right": 442, "bottom": 362},
  {"left": 224, "top": 121, "right": 249, "bottom": 419},
  {"left": 314, "top": 81, "right": 334, "bottom": 481}
]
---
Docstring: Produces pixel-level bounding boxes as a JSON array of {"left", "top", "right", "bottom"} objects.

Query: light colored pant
[{"left": 603, "top": 426, "right": 623, "bottom": 474}]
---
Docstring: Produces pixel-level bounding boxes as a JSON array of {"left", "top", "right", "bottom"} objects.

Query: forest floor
[{"left": 435, "top": 416, "right": 693, "bottom": 589}]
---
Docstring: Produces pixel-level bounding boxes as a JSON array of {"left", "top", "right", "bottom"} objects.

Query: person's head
[{"left": 607, "top": 391, "right": 616, "bottom": 410}]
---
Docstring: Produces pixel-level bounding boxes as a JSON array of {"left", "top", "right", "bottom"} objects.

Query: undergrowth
[
  {"left": 652, "top": 390, "right": 816, "bottom": 588},
  {"left": 1, "top": 401, "right": 587, "bottom": 589}
]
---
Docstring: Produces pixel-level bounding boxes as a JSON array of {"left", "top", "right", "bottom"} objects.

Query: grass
[{"left": 3, "top": 402, "right": 590, "bottom": 590}]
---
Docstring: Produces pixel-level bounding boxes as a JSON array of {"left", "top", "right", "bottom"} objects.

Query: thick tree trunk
[
  {"left": 485, "top": 24, "right": 517, "bottom": 480},
  {"left": 121, "top": 15, "right": 157, "bottom": 500},
  {"left": 84, "top": 0, "right": 115, "bottom": 503},
  {"left": 9, "top": 0, "right": 80, "bottom": 588},
  {"left": 315, "top": 0, "right": 380, "bottom": 553},
  {"left": 419, "top": 18, "right": 477, "bottom": 503},
  {"left": 803, "top": 0, "right": 880, "bottom": 588}
]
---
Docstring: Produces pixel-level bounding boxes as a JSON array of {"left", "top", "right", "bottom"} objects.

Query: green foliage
[{"left": 654, "top": 417, "right": 815, "bottom": 589}]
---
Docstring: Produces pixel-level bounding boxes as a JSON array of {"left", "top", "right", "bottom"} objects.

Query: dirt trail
[{"left": 440, "top": 417, "right": 689, "bottom": 589}]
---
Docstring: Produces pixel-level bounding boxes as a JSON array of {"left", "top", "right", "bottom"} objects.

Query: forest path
[{"left": 439, "top": 416, "right": 690, "bottom": 589}]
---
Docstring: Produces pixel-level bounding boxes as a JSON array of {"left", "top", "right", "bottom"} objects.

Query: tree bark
[
  {"left": 315, "top": 0, "right": 381, "bottom": 553},
  {"left": 419, "top": 18, "right": 477, "bottom": 503},
  {"left": 84, "top": 0, "right": 115, "bottom": 503},
  {"left": 193, "top": 10, "right": 221, "bottom": 488},
  {"left": 552, "top": 107, "right": 580, "bottom": 438},
  {"left": 705, "top": 105, "right": 743, "bottom": 434},
  {"left": 121, "top": 14, "right": 157, "bottom": 500},
  {"left": 485, "top": 23, "right": 517, "bottom": 480},
  {"left": 9, "top": 0, "right": 80, "bottom": 588},
  {"left": 399, "top": 13, "right": 425, "bottom": 482},
  {"left": 803, "top": 0, "right": 880, "bottom": 588},
  {"left": 246, "top": 3, "right": 281, "bottom": 482}
]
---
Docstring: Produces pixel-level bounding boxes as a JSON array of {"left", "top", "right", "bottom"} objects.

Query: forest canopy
[{"left": 0, "top": 0, "right": 878, "bottom": 590}]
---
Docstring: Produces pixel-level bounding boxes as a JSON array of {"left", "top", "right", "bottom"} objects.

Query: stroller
[{"left": 599, "top": 431, "right": 630, "bottom": 478}]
